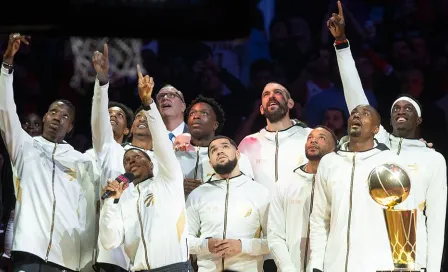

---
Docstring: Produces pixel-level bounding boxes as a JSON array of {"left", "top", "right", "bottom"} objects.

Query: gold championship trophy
[{"left": 367, "top": 163, "right": 419, "bottom": 272}]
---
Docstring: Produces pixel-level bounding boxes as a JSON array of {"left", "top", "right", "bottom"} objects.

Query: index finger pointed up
[
  {"left": 103, "top": 44, "right": 109, "bottom": 60},
  {"left": 337, "top": 1, "right": 344, "bottom": 19},
  {"left": 137, "top": 64, "right": 143, "bottom": 79}
]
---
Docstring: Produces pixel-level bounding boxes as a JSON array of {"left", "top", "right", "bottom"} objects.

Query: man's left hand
[{"left": 215, "top": 239, "right": 242, "bottom": 257}]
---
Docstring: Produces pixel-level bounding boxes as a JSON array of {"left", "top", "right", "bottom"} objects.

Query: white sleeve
[
  {"left": 240, "top": 189, "right": 270, "bottom": 256},
  {"left": 186, "top": 194, "right": 210, "bottom": 255},
  {"left": 0, "top": 67, "right": 33, "bottom": 167},
  {"left": 91, "top": 79, "right": 114, "bottom": 158},
  {"left": 238, "top": 153, "right": 254, "bottom": 179},
  {"left": 268, "top": 183, "right": 295, "bottom": 271},
  {"left": 425, "top": 153, "right": 447, "bottom": 272},
  {"left": 144, "top": 101, "right": 183, "bottom": 183},
  {"left": 99, "top": 198, "right": 125, "bottom": 250},
  {"left": 334, "top": 43, "right": 369, "bottom": 112},
  {"left": 309, "top": 162, "right": 331, "bottom": 271},
  {"left": 334, "top": 45, "right": 390, "bottom": 144}
]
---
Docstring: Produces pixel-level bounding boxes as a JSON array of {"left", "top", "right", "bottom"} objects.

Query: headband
[{"left": 391, "top": 97, "right": 421, "bottom": 117}]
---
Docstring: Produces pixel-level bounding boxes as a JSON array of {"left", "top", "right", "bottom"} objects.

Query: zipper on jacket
[
  {"left": 136, "top": 185, "right": 151, "bottom": 269},
  {"left": 221, "top": 178, "right": 230, "bottom": 271},
  {"left": 397, "top": 137, "right": 403, "bottom": 155},
  {"left": 45, "top": 144, "right": 58, "bottom": 262},
  {"left": 274, "top": 131, "right": 279, "bottom": 182},
  {"left": 345, "top": 153, "right": 356, "bottom": 272},
  {"left": 193, "top": 148, "right": 200, "bottom": 180},
  {"left": 303, "top": 174, "right": 316, "bottom": 271}
]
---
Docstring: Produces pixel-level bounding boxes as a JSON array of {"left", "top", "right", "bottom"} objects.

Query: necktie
[{"left": 169, "top": 132, "right": 176, "bottom": 142}]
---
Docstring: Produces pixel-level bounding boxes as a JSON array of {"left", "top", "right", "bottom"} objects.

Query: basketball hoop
[{"left": 69, "top": 37, "right": 143, "bottom": 92}]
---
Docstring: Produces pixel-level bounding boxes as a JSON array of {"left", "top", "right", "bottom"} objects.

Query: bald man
[{"left": 309, "top": 105, "right": 411, "bottom": 272}]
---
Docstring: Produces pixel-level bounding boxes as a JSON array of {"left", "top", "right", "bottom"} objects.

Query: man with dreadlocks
[
  {"left": 90, "top": 45, "right": 158, "bottom": 272},
  {"left": 175, "top": 95, "right": 254, "bottom": 198},
  {"left": 0, "top": 34, "right": 95, "bottom": 271}
]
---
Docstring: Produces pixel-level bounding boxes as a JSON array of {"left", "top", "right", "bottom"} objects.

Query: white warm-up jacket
[
  {"left": 335, "top": 43, "right": 447, "bottom": 271},
  {"left": 309, "top": 143, "right": 412, "bottom": 272},
  {"left": 99, "top": 101, "right": 188, "bottom": 271},
  {"left": 186, "top": 173, "right": 270, "bottom": 272},
  {"left": 0, "top": 67, "right": 96, "bottom": 271},
  {"left": 238, "top": 121, "right": 312, "bottom": 193},
  {"left": 175, "top": 146, "right": 254, "bottom": 187},
  {"left": 268, "top": 166, "right": 314, "bottom": 272},
  {"left": 91, "top": 80, "right": 158, "bottom": 270}
]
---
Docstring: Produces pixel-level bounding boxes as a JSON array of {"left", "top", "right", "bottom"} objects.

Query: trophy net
[{"left": 384, "top": 209, "right": 417, "bottom": 270}]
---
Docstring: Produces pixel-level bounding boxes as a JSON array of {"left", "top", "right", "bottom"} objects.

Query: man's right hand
[
  {"left": 207, "top": 238, "right": 223, "bottom": 254},
  {"left": 3, "top": 33, "right": 30, "bottom": 64},
  {"left": 184, "top": 178, "right": 202, "bottom": 196},
  {"left": 102, "top": 179, "right": 123, "bottom": 199},
  {"left": 92, "top": 44, "right": 109, "bottom": 85},
  {"left": 327, "top": 1, "right": 346, "bottom": 41}
]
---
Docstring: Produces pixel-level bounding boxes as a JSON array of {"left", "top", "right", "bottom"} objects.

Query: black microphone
[{"left": 101, "top": 172, "right": 135, "bottom": 200}]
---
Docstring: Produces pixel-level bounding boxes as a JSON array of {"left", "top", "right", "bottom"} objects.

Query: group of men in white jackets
[{"left": 0, "top": 3, "right": 446, "bottom": 271}]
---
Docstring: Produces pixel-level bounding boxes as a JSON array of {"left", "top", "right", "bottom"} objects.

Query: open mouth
[
  {"left": 49, "top": 123, "right": 60, "bottom": 130},
  {"left": 137, "top": 123, "right": 147, "bottom": 129},
  {"left": 268, "top": 101, "right": 279, "bottom": 110},
  {"left": 396, "top": 117, "right": 408, "bottom": 123},
  {"left": 161, "top": 103, "right": 172, "bottom": 109},
  {"left": 110, "top": 120, "right": 117, "bottom": 125}
]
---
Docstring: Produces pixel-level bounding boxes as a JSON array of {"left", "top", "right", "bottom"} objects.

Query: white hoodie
[
  {"left": 238, "top": 121, "right": 312, "bottom": 193},
  {"left": 268, "top": 166, "right": 314, "bottom": 272},
  {"left": 99, "top": 100, "right": 188, "bottom": 271},
  {"left": 309, "top": 142, "right": 412, "bottom": 272},
  {"left": 0, "top": 67, "right": 95, "bottom": 271},
  {"left": 335, "top": 43, "right": 447, "bottom": 271},
  {"left": 186, "top": 173, "right": 270, "bottom": 272},
  {"left": 91, "top": 80, "right": 158, "bottom": 270},
  {"left": 175, "top": 146, "right": 254, "bottom": 185}
]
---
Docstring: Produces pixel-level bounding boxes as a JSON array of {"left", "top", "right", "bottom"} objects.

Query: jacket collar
[
  {"left": 337, "top": 137, "right": 389, "bottom": 160},
  {"left": 293, "top": 164, "right": 315, "bottom": 180},
  {"left": 260, "top": 120, "right": 309, "bottom": 143}
]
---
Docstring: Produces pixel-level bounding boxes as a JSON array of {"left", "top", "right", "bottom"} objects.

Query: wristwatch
[
  {"left": 141, "top": 104, "right": 151, "bottom": 111},
  {"left": 2, "top": 62, "right": 13, "bottom": 74}
]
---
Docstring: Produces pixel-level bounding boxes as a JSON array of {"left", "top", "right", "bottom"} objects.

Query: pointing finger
[
  {"left": 337, "top": 1, "right": 344, "bottom": 19},
  {"left": 137, "top": 64, "right": 143, "bottom": 79},
  {"left": 103, "top": 44, "right": 109, "bottom": 60}
]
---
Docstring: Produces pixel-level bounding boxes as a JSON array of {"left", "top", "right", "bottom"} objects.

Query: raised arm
[
  {"left": 309, "top": 161, "right": 331, "bottom": 271},
  {"left": 0, "top": 35, "right": 33, "bottom": 165},
  {"left": 137, "top": 65, "right": 182, "bottom": 182},
  {"left": 425, "top": 153, "right": 447, "bottom": 271},
  {"left": 91, "top": 44, "right": 115, "bottom": 156},
  {"left": 328, "top": 1, "right": 369, "bottom": 112},
  {"left": 268, "top": 183, "right": 295, "bottom": 271}
]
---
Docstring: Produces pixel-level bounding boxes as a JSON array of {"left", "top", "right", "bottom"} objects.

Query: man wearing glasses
[{"left": 156, "top": 85, "right": 189, "bottom": 142}]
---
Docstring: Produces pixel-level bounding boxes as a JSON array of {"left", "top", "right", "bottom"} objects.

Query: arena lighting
[{"left": 0, "top": 0, "right": 251, "bottom": 40}]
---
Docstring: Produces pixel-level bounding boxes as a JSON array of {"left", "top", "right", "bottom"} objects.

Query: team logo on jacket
[
  {"left": 408, "top": 163, "right": 419, "bottom": 172},
  {"left": 145, "top": 193, "right": 155, "bottom": 207},
  {"left": 64, "top": 168, "right": 77, "bottom": 181}
]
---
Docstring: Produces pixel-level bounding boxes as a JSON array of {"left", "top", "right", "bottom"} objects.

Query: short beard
[
  {"left": 263, "top": 104, "right": 288, "bottom": 123},
  {"left": 349, "top": 129, "right": 361, "bottom": 137},
  {"left": 214, "top": 158, "right": 238, "bottom": 176},
  {"left": 306, "top": 151, "right": 323, "bottom": 161}
]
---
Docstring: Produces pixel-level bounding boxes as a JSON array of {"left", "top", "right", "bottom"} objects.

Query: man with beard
[
  {"left": 99, "top": 68, "right": 192, "bottom": 271},
  {"left": 268, "top": 126, "right": 337, "bottom": 272},
  {"left": 0, "top": 34, "right": 95, "bottom": 271},
  {"left": 90, "top": 46, "right": 158, "bottom": 272},
  {"left": 186, "top": 136, "right": 270, "bottom": 271},
  {"left": 310, "top": 104, "right": 409, "bottom": 271},
  {"left": 328, "top": 2, "right": 447, "bottom": 270},
  {"left": 238, "top": 82, "right": 311, "bottom": 270},
  {"left": 156, "top": 85, "right": 188, "bottom": 141},
  {"left": 175, "top": 96, "right": 253, "bottom": 197}
]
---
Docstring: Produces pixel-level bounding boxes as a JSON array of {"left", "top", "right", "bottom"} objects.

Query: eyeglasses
[{"left": 156, "top": 92, "right": 181, "bottom": 101}]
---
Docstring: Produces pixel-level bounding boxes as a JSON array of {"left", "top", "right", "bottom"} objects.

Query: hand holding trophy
[{"left": 368, "top": 163, "right": 419, "bottom": 271}]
